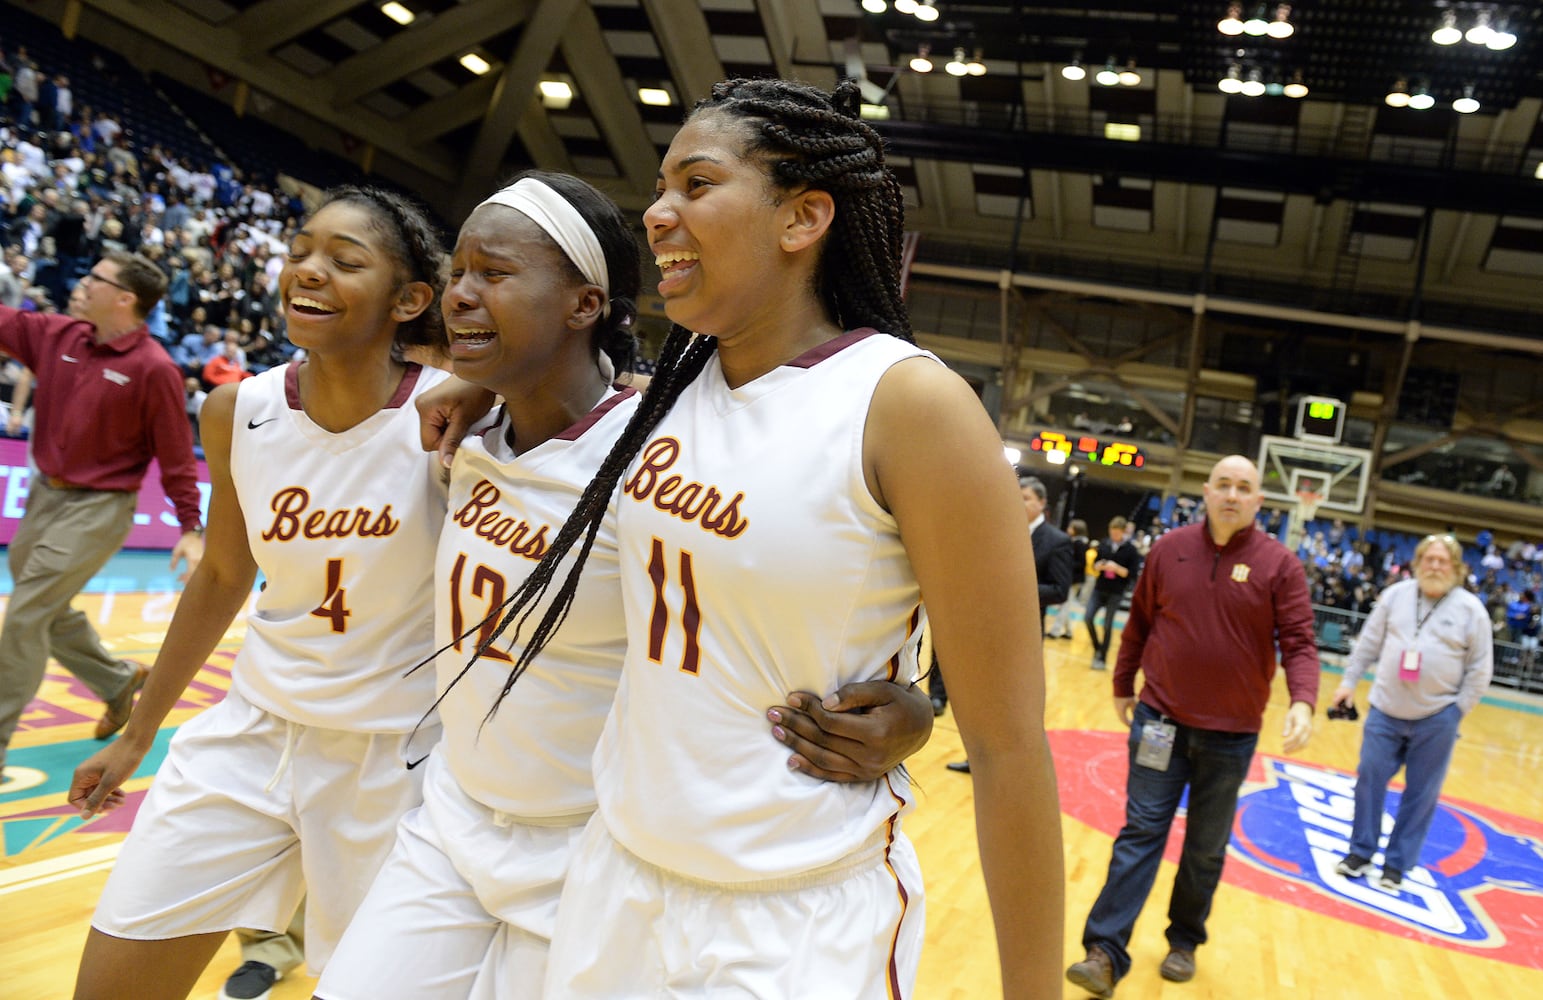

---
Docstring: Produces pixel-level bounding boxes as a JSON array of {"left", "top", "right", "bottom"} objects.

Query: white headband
[{"left": 477, "top": 177, "right": 610, "bottom": 318}]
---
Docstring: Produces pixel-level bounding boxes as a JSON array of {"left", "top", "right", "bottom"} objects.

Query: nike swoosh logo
[{"left": 247, "top": 417, "right": 279, "bottom": 429}]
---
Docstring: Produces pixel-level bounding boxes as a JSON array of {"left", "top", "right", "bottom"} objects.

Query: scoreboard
[{"left": 1027, "top": 431, "right": 1146, "bottom": 468}]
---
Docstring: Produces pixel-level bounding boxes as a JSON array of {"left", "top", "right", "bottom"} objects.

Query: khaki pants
[
  {"left": 0, "top": 478, "right": 140, "bottom": 748},
  {"left": 237, "top": 905, "right": 307, "bottom": 975}
]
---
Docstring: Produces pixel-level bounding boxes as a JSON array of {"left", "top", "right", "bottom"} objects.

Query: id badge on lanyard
[
  {"left": 1136, "top": 720, "right": 1177, "bottom": 771},
  {"left": 1408, "top": 589, "right": 1446, "bottom": 685}
]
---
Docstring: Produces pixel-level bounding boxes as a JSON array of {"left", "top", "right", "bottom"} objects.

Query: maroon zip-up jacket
[
  {"left": 1113, "top": 521, "right": 1319, "bottom": 733},
  {"left": 0, "top": 305, "right": 202, "bottom": 533}
]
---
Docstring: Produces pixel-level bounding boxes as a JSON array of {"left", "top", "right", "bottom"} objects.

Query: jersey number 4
[
  {"left": 447, "top": 553, "right": 514, "bottom": 662},
  {"left": 646, "top": 537, "right": 702, "bottom": 674},
  {"left": 310, "top": 558, "right": 351, "bottom": 633}
]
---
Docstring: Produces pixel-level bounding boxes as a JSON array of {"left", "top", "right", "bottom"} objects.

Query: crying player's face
[{"left": 443, "top": 205, "right": 599, "bottom": 395}]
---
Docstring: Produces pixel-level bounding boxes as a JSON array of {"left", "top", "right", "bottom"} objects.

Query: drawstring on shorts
[{"left": 265, "top": 718, "right": 299, "bottom": 793}]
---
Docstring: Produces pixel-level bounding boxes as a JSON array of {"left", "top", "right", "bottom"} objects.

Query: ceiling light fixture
[
  {"left": 1095, "top": 57, "right": 1120, "bottom": 86},
  {"left": 1265, "top": 4, "right": 1294, "bottom": 39},
  {"left": 1218, "top": 63, "right": 1245, "bottom": 94},
  {"left": 967, "top": 48, "right": 987, "bottom": 75},
  {"left": 1240, "top": 66, "right": 1266, "bottom": 97},
  {"left": 1452, "top": 84, "right": 1480, "bottom": 114},
  {"left": 1487, "top": 19, "right": 1517, "bottom": 50},
  {"left": 1431, "top": 10, "right": 1462, "bottom": 45},
  {"left": 1408, "top": 84, "right": 1435, "bottom": 111},
  {"left": 1282, "top": 69, "right": 1308, "bottom": 99},
  {"left": 1242, "top": 3, "right": 1270, "bottom": 36},
  {"left": 638, "top": 87, "right": 671, "bottom": 107},
  {"left": 1465, "top": 9, "right": 1494, "bottom": 46},
  {"left": 537, "top": 78, "right": 571, "bottom": 109},
  {"left": 1118, "top": 59, "right": 1141, "bottom": 86},
  {"left": 909, "top": 44, "right": 933, "bottom": 73},
  {"left": 860, "top": 0, "right": 886, "bottom": 13},
  {"left": 461, "top": 52, "right": 492, "bottom": 75},
  {"left": 915, "top": 0, "right": 940, "bottom": 23},
  {"left": 1218, "top": 3, "right": 1244, "bottom": 35},
  {"left": 894, "top": 0, "right": 918, "bottom": 13},
  {"left": 379, "top": 2, "right": 414, "bottom": 25},
  {"left": 1062, "top": 57, "right": 1087, "bottom": 81},
  {"left": 1384, "top": 78, "right": 1410, "bottom": 108},
  {"left": 946, "top": 47, "right": 969, "bottom": 76}
]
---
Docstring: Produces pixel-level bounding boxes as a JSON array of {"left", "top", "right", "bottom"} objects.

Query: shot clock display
[
  {"left": 1295, "top": 396, "right": 1345, "bottom": 445},
  {"left": 1028, "top": 431, "right": 1146, "bottom": 468}
]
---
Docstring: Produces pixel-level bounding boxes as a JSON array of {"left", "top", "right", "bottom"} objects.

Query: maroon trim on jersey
[
  {"left": 886, "top": 604, "right": 923, "bottom": 682},
  {"left": 554, "top": 385, "right": 638, "bottom": 441},
  {"left": 283, "top": 361, "right": 421, "bottom": 411},
  {"left": 880, "top": 776, "right": 914, "bottom": 1000},
  {"left": 283, "top": 359, "right": 303, "bottom": 409},
  {"left": 385, "top": 363, "right": 424, "bottom": 409},
  {"left": 782, "top": 328, "right": 880, "bottom": 369}
]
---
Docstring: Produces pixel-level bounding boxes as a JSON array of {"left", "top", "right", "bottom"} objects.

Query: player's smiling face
[
  {"left": 644, "top": 112, "right": 791, "bottom": 340},
  {"left": 279, "top": 201, "right": 406, "bottom": 354},
  {"left": 442, "top": 204, "right": 597, "bottom": 397}
]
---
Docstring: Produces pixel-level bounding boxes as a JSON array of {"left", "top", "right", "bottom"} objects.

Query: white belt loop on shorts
[{"left": 265, "top": 718, "right": 300, "bottom": 793}]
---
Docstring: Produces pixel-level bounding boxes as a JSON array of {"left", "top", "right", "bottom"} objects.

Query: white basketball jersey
[
  {"left": 595, "top": 331, "right": 931, "bottom": 883},
  {"left": 435, "top": 388, "right": 637, "bottom": 818},
  {"left": 229, "top": 361, "right": 448, "bottom": 732}
]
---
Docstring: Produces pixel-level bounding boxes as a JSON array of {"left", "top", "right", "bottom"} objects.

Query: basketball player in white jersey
[
  {"left": 446, "top": 81, "right": 1063, "bottom": 997},
  {"left": 68, "top": 188, "right": 451, "bottom": 1000},
  {"left": 311, "top": 173, "right": 643, "bottom": 1000}
]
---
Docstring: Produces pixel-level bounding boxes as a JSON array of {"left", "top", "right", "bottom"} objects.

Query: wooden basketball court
[{"left": 4, "top": 574, "right": 1541, "bottom": 998}]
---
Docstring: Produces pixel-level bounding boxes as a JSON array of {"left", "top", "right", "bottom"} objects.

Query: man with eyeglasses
[
  {"left": 1330, "top": 533, "right": 1492, "bottom": 893},
  {"left": 0, "top": 252, "right": 204, "bottom": 779}
]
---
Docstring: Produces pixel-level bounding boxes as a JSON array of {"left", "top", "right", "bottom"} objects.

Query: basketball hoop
[{"left": 1295, "top": 490, "right": 1324, "bottom": 522}]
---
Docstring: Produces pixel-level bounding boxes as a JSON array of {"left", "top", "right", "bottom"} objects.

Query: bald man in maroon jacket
[
  {"left": 1067, "top": 455, "right": 1319, "bottom": 998},
  {"left": 0, "top": 252, "right": 204, "bottom": 776}
]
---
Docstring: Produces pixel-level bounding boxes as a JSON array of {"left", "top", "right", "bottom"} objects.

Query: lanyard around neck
[{"left": 1414, "top": 588, "right": 1449, "bottom": 636}]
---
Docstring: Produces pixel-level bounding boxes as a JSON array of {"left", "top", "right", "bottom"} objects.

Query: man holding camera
[{"left": 1330, "top": 533, "right": 1491, "bottom": 892}]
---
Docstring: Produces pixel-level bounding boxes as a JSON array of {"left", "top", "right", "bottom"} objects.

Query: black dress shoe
[
  {"left": 946, "top": 760, "right": 971, "bottom": 773},
  {"left": 930, "top": 696, "right": 947, "bottom": 717}
]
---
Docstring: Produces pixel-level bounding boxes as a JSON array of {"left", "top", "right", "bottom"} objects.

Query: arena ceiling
[{"left": 29, "top": 0, "right": 1543, "bottom": 335}]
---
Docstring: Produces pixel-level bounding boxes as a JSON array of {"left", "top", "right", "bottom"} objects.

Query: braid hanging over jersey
[{"left": 469, "top": 79, "right": 913, "bottom": 720}]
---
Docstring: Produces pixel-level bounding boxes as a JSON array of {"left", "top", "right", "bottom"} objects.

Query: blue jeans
[
  {"left": 1348, "top": 703, "right": 1461, "bottom": 874},
  {"left": 1082, "top": 701, "right": 1258, "bottom": 981},
  {"left": 1085, "top": 587, "right": 1124, "bottom": 658}
]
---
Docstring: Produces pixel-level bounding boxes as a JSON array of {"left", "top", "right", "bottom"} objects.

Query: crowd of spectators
[{"left": 0, "top": 39, "right": 310, "bottom": 448}]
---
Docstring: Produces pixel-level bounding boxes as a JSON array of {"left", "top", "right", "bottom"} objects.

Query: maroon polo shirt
[
  {"left": 1113, "top": 522, "right": 1320, "bottom": 733},
  {"left": 0, "top": 305, "right": 203, "bottom": 533}
]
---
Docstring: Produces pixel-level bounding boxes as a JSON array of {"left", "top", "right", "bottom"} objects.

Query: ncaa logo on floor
[{"left": 1052, "top": 730, "right": 1543, "bottom": 969}]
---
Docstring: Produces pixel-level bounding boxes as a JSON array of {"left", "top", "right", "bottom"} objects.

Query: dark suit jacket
[{"left": 1031, "top": 520, "right": 1076, "bottom": 619}]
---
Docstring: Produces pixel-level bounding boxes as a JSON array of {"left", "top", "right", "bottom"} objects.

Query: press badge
[
  {"left": 1136, "top": 720, "right": 1177, "bottom": 771},
  {"left": 1399, "top": 650, "right": 1422, "bottom": 683}
]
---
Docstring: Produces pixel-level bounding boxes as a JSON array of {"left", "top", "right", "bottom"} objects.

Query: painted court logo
[{"left": 1052, "top": 730, "right": 1543, "bottom": 969}]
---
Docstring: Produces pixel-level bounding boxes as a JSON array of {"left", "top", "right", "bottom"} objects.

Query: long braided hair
[{"left": 469, "top": 78, "right": 914, "bottom": 720}]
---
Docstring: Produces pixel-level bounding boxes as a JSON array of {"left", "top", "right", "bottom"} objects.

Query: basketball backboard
[{"left": 1258, "top": 435, "right": 1371, "bottom": 514}]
